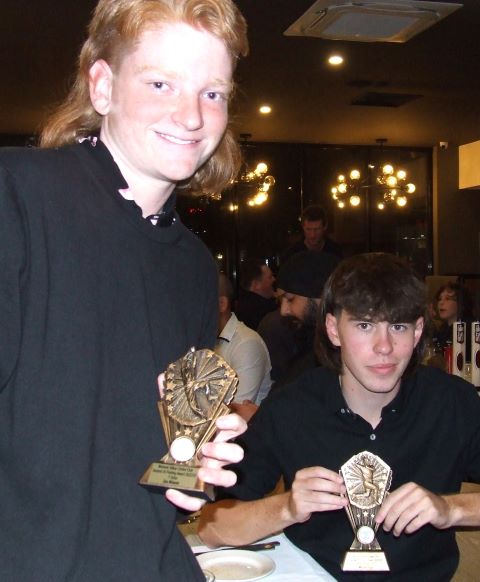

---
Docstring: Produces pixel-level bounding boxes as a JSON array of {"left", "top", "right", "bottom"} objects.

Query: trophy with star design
[
  {"left": 340, "top": 451, "right": 392, "bottom": 572},
  {"left": 139, "top": 347, "right": 238, "bottom": 500}
]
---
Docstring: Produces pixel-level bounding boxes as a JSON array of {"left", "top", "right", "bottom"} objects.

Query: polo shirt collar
[{"left": 218, "top": 313, "right": 238, "bottom": 343}]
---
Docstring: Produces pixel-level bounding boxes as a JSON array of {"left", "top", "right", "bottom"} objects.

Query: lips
[
  {"left": 157, "top": 132, "right": 198, "bottom": 145},
  {"left": 368, "top": 364, "right": 396, "bottom": 375}
]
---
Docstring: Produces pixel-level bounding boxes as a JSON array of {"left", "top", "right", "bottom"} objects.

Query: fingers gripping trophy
[
  {"left": 340, "top": 451, "right": 392, "bottom": 572},
  {"left": 140, "top": 347, "right": 238, "bottom": 499}
]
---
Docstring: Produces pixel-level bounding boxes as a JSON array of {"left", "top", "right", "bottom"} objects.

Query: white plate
[{"left": 197, "top": 549, "right": 275, "bottom": 581}]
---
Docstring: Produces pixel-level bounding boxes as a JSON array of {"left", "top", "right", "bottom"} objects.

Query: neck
[
  {"left": 339, "top": 376, "right": 400, "bottom": 429},
  {"left": 101, "top": 133, "right": 175, "bottom": 217},
  {"left": 218, "top": 311, "right": 232, "bottom": 335},
  {"left": 305, "top": 239, "right": 325, "bottom": 251}
]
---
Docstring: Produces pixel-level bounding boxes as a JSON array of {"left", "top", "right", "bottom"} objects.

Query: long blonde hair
[{"left": 40, "top": 0, "right": 248, "bottom": 195}]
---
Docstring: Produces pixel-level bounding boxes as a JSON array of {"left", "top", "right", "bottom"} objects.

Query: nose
[
  {"left": 171, "top": 93, "right": 203, "bottom": 131},
  {"left": 280, "top": 299, "right": 290, "bottom": 317},
  {"left": 373, "top": 328, "right": 393, "bottom": 355}
]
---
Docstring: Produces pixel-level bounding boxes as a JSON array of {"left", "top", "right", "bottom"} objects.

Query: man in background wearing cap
[{"left": 259, "top": 250, "right": 339, "bottom": 385}]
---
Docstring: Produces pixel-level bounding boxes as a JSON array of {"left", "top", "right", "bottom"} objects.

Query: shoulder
[
  {"left": 413, "top": 365, "right": 480, "bottom": 407},
  {"left": 0, "top": 144, "right": 79, "bottom": 173},
  {"left": 0, "top": 145, "right": 86, "bottom": 198}
]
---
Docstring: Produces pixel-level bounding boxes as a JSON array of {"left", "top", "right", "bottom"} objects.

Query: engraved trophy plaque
[
  {"left": 340, "top": 451, "right": 392, "bottom": 572},
  {"left": 139, "top": 347, "right": 238, "bottom": 500}
]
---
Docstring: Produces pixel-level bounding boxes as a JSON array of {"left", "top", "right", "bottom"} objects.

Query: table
[{"left": 186, "top": 532, "right": 336, "bottom": 581}]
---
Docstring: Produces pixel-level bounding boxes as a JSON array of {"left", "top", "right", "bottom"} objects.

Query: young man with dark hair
[
  {"left": 282, "top": 204, "right": 343, "bottom": 263},
  {"left": 199, "top": 253, "right": 480, "bottom": 581}
]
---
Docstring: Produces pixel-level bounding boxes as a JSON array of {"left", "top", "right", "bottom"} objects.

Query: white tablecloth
[{"left": 187, "top": 532, "right": 336, "bottom": 581}]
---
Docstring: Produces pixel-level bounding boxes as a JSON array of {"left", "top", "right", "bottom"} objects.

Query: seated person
[
  {"left": 216, "top": 273, "right": 272, "bottom": 419},
  {"left": 235, "top": 258, "right": 277, "bottom": 330},
  {"left": 199, "top": 253, "right": 480, "bottom": 581},
  {"left": 434, "top": 281, "right": 474, "bottom": 357}
]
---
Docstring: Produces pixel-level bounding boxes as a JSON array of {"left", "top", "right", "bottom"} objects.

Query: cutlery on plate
[{"left": 194, "top": 541, "right": 279, "bottom": 556}]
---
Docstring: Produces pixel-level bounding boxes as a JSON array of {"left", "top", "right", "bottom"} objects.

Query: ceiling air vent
[{"left": 284, "top": 0, "right": 462, "bottom": 43}]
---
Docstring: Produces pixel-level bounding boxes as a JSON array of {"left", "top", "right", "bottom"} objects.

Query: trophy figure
[
  {"left": 340, "top": 451, "right": 392, "bottom": 572},
  {"left": 139, "top": 347, "right": 238, "bottom": 500}
]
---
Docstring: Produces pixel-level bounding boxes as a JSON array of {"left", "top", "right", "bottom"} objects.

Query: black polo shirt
[{"left": 220, "top": 366, "right": 480, "bottom": 581}]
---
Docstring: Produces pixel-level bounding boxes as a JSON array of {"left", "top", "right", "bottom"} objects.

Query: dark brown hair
[{"left": 316, "top": 252, "right": 428, "bottom": 375}]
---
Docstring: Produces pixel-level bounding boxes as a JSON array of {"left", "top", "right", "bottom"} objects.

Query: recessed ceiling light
[
  {"left": 259, "top": 105, "right": 272, "bottom": 114},
  {"left": 328, "top": 54, "right": 344, "bottom": 66}
]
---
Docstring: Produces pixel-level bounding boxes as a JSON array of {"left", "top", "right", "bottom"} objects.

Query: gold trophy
[
  {"left": 340, "top": 451, "right": 392, "bottom": 572},
  {"left": 139, "top": 347, "right": 238, "bottom": 500}
]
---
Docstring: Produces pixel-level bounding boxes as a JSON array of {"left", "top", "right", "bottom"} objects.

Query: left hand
[
  {"left": 376, "top": 482, "right": 451, "bottom": 536},
  {"left": 165, "top": 412, "right": 247, "bottom": 512}
]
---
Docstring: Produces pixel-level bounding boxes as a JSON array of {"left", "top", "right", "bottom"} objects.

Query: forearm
[
  {"left": 198, "top": 492, "right": 295, "bottom": 547},
  {"left": 441, "top": 492, "right": 480, "bottom": 528}
]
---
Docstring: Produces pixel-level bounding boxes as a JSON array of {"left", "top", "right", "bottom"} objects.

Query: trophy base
[
  {"left": 139, "top": 461, "right": 214, "bottom": 501},
  {"left": 341, "top": 550, "right": 390, "bottom": 572}
]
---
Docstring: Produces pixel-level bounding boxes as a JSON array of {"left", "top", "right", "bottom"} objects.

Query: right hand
[{"left": 286, "top": 466, "right": 348, "bottom": 523}]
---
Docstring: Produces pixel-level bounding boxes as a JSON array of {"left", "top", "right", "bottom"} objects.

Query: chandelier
[
  {"left": 233, "top": 161, "right": 275, "bottom": 209},
  {"left": 331, "top": 164, "right": 416, "bottom": 210}
]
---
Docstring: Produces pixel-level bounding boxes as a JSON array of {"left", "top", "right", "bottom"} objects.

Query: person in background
[
  {"left": 235, "top": 258, "right": 277, "bottom": 330},
  {"left": 199, "top": 253, "right": 480, "bottom": 581},
  {"left": 434, "top": 281, "right": 474, "bottom": 356},
  {"left": 264, "top": 250, "right": 339, "bottom": 385},
  {"left": 281, "top": 204, "right": 343, "bottom": 264},
  {"left": 0, "top": 1, "right": 249, "bottom": 580},
  {"left": 216, "top": 273, "right": 272, "bottom": 419}
]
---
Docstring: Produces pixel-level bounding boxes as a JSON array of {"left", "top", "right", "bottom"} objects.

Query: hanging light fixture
[
  {"left": 331, "top": 163, "right": 415, "bottom": 210},
  {"left": 238, "top": 161, "right": 275, "bottom": 207}
]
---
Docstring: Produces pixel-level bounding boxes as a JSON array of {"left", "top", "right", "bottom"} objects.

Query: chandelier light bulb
[
  {"left": 338, "top": 182, "right": 347, "bottom": 194},
  {"left": 386, "top": 176, "right": 397, "bottom": 188},
  {"left": 396, "top": 195, "right": 407, "bottom": 207},
  {"left": 338, "top": 201, "right": 345, "bottom": 209},
  {"left": 382, "top": 164, "right": 394, "bottom": 175},
  {"left": 377, "top": 202, "right": 385, "bottom": 210},
  {"left": 407, "top": 183, "right": 416, "bottom": 193},
  {"left": 396, "top": 169, "right": 407, "bottom": 180},
  {"left": 350, "top": 169, "right": 361, "bottom": 180},
  {"left": 349, "top": 195, "right": 361, "bottom": 206},
  {"left": 331, "top": 186, "right": 338, "bottom": 195},
  {"left": 255, "top": 162, "right": 268, "bottom": 176},
  {"left": 338, "top": 174, "right": 345, "bottom": 182}
]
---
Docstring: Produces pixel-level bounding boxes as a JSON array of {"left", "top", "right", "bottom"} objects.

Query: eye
[
  {"left": 356, "top": 322, "right": 372, "bottom": 331},
  {"left": 391, "top": 323, "right": 408, "bottom": 332},
  {"left": 205, "top": 91, "right": 222, "bottom": 101},
  {"left": 151, "top": 81, "right": 169, "bottom": 91}
]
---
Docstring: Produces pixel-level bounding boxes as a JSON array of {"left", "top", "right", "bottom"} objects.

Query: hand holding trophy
[
  {"left": 140, "top": 347, "right": 238, "bottom": 500},
  {"left": 340, "top": 451, "right": 392, "bottom": 572}
]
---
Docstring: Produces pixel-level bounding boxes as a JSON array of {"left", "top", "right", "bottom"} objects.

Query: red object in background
[{"left": 443, "top": 344, "right": 453, "bottom": 374}]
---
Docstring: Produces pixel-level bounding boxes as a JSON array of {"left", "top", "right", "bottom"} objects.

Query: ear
[
  {"left": 325, "top": 312, "right": 341, "bottom": 347},
  {"left": 89, "top": 59, "right": 114, "bottom": 116},
  {"left": 218, "top": 295, "right": 229, "bottom": 314},
  {"left": 413, "top": 317, "right": 424, "bottom": 348}
]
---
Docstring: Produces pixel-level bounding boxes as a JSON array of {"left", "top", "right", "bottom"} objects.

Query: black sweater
[{"left": 0, "top": 140, "right": 216, "bottom": 581}]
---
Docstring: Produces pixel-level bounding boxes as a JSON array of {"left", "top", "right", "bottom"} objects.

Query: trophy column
[
  {"left": 340, "top": 451, "right": 392, "bottom": 572},
  {"left": 140, "top": 347, "right": 238, "bottom": 500}
]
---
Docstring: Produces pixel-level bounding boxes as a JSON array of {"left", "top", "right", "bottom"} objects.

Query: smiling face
[
  {"left": 89, "top": 22, "right": 233, "bottom": 199},
  {"left": 326, "top": 310, "right": 424, "bottom": 404}
]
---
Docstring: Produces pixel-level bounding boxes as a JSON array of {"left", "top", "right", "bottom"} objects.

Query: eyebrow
[{"left": 135, "top": 65, "right": 233, "bottom": 89}]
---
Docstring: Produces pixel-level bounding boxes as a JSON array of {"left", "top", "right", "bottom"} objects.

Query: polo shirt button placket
[{"left": 370, "top": 433, "right": 376, "bottom": 441}]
